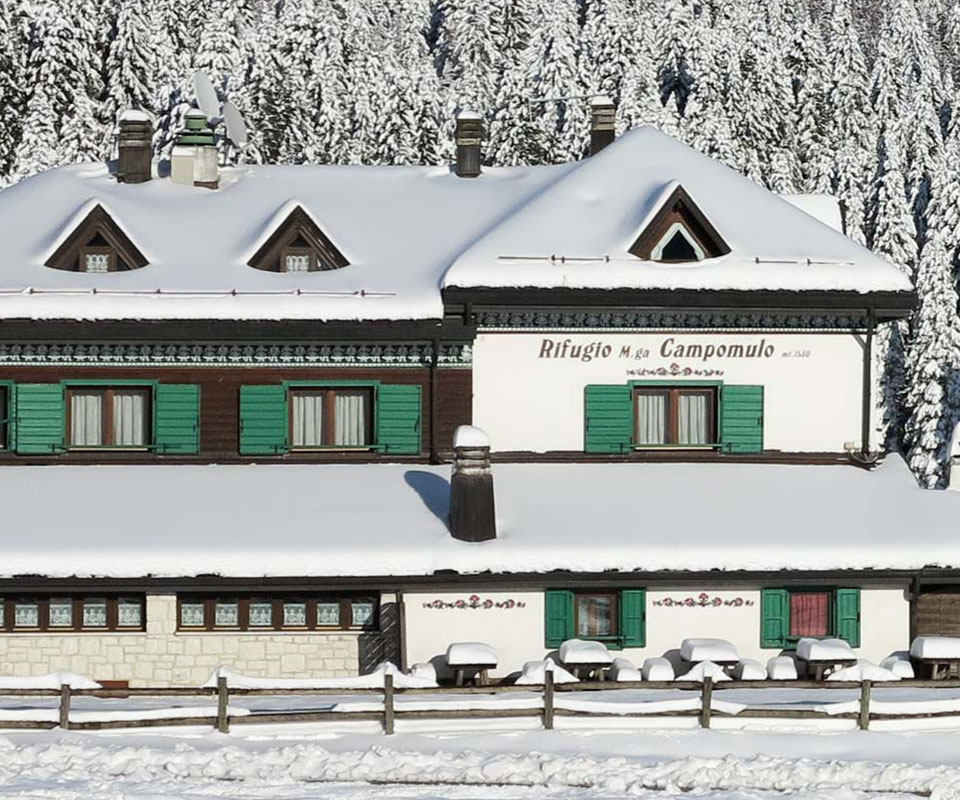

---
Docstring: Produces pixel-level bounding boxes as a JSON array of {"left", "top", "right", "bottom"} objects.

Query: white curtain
[
  {"left": 678, "top": 393, "right": 709, "bottom": 444},
  {"left": 635, "top": 393, "right": 666, "bottom": 445},
  {"left": 291, "top": 392, "right": 325, "bottom": 447},
  {"left": 334, "top": 390, "right": 369, "bottom": 446},
  {"left": 113, "top": 392, "right": 146, "bottom": 446},
  {"left": 70, "top": 392, "right": 102, "bottom": 446}
]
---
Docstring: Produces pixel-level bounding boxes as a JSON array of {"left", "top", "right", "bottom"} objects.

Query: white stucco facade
[
  {"left": 402, "top": 586, "right": 910, "bottom": 678},
  {"left": 472, "top": 330, "right": 875, "bottom": 454}
]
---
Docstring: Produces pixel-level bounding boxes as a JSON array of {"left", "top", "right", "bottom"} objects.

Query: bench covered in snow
[
  {"left": 910, "top": 637, "right": 960, "bottom": 679},
  {"left": 795, "top": 638, "right": 857, "bottom": 680},
  {"left": 558, "top": 639, "right": 613, "bottom": 681},
  {"left": 680, "top": 638, "right": 740, "bottom": 675},
  {"left": 445, "top": 642, "right": 498, "bottom": 686}
]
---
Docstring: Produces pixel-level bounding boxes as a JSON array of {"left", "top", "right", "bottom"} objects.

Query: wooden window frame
[
  {"left": 65, "top": 386, "right": 153, "bottom": 451},
  {"left": 0, "top": 596, "right": 145, "bottom": 633},
  {"left": 784, "top": 588, "right": 835, "bottom": 643},
  {"left": 280, "top": 247, "right": 316, "bottom": 273},
  {"left": 574, "top": 591, "right": 619, "bottom": 642},
  {"left": 633, "top": 385, "right": 718, "bottom": 449},
  {"left": 651, "top": 222, "right": 706, "bottom": 262},
  {"left": 79, "top": 246, "right": 117, "bottom": 273},
  {"left": 176, "top": 595, "right": 379, "bottom": 633},
  {"left": 287, "top": 386, "right": 374, "bottom": 451}
]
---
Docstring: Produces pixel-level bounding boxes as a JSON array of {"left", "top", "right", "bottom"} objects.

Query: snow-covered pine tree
[
  {"left": 0, "top": 2, "right": 27, "bottom": 183},
  {"left": 437, "top": 0, "right": 501, "bottom": 113},
  {"left": 523, "top": 0, "right": 586, "bottom": 163},
  {"left": 14, "top": 1, "right": 104, "bottom": 179},
  {"left": 823, "top": 0, "right": 874, "bottom": 243},
  {"left": 784, "top": 10, "right": 832, "bottom": 192},
  {"left": 579, "top": 0, "right": 636, "bottom": 106},
  {"left": 655, "top": 0, "right": 700, "bottom": 115},
  {"left": 104, "top": 0, "right": 156, "bottom": 124}
]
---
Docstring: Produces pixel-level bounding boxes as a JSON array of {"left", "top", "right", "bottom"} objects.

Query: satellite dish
[
  {"left": 222, "top": 100, "right": 248, "bottom": 148},
  {"left": 192, "top": 71, "right": 221, "bottom": 121}
]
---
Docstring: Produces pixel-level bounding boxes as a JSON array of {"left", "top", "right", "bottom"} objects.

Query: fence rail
[{"left": 2, "top": 675, "right": 959, "bottom": 734}]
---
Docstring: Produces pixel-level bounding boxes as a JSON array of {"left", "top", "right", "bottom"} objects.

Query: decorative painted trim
[
  {"left": 0, "top": 342, "right": 472, "bottom": 368},
  {"left": 421, "top": 594, "right": 527, "bottom": 610},
  {"left": 475, "top": 310, "right": 868, "bottom": 331},
  {"left": 653, "top": 593, "right": 755, "bottom": 608}
]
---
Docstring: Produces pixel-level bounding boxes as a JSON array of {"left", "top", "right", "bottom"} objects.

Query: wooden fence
[{"left": 2, "top": 675, "right": 960, "bottom": 734}]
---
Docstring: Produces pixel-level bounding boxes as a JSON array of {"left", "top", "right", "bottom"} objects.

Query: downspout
[
  {"left": 429, "top": 337, "right": 440, "bottom": 464},
  {"left": 859, "top": 307, "right": 876, "bottom": 463}
]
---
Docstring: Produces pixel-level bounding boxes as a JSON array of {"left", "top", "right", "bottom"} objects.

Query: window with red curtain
[{"left": 789, "top": 592, "right": 830, "bottom": 637}]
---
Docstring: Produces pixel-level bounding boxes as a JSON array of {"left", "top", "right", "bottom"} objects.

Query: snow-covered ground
[{"left": 0, "top": 724, "right": 959, "bottom": 799}]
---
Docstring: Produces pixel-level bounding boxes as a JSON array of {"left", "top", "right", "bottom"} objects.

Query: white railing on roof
[{"left": 0, "top": 288, "right": 396, "bottom": 299}]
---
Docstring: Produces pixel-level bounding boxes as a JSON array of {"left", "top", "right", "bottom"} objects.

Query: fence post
[
  {"left": 216, "top": 675, "right": 230, "bottom": 733},
  {"left": 543, "top": 670, "right": 555, "bottom": 730},
  {"left": 858, "top": 679, "right": 871, "bottom": 731},
  {"left": 384, "top": 672, "right": 395, "bottom": 735},
  {"left": 59, "top": 683, "right": 71, "bottom": 730},
  {"left": 700, "top": 677, "right": 713, "bottom": 729}
]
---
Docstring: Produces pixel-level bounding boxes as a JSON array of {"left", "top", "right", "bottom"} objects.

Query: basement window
[
  {"left": 0, "top": 596, "right": 145, "bottom": 632},
  {"left": 177, "top": 596, "right": 379, "bottom": 632}
]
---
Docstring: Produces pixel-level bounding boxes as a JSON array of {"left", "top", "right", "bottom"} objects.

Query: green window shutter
[
  {"left": 720, "top": 384, "right": 764, "bottom": 453},
  {"left": 584, "top": 384, "right": 633, "bottom": 453},
  {"left": 15, "top": 384, "right": 64, "bottom": 455},
  {"left": 154, "top": 384, "right": 200, "bottom": 454},
  {"left": 376, "top": 384, "right": 421, "bottom": 455},
  {"left": 760, "top": 588, "right": 789, "bottom": 648},
  {"left": 834, "top": 588, "right": 861, "bottom": 648},
  {"left": 239, "top": 385, "right": 288, "bottom": 455},
  {"left": 619, "top": 589, "right": 646, "bottom": 648},
  {"left": 544, "top": 589, "right": 574, "bottom": 648}
]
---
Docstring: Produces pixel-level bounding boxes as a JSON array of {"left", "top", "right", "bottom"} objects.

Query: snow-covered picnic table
[
  {"left": 680, "top": 639, "right": 741, "bottom": 676},
  {"left": 910, "top": 637, "right": 960, "bottom": 680},
  {"left": 558, "top": 640, "right": 613, "bottom": 681},
  {"left": 795, "top": 638, "right": 858, "bottom": 680},
  {"left": 445, "top": 642, "right": 499, "bottom": 686}
]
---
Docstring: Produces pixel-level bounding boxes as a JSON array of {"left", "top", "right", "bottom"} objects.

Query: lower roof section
[{"left": 1, "top": 456, "right": 957, "bottom": 580}]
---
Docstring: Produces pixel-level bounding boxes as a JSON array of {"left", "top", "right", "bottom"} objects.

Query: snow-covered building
[{"left": 1, "top": 108, "right": 954, "bottom": 686}]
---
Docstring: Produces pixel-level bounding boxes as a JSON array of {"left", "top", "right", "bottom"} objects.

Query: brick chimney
[
  {"left": 455, "top": 111, "right": 483, "bottom": 178},
  {"left": 116, "top": 111, "right": 153, "bottom": 183},
  {"left": 590, "top": 96, "right": 616, "bottom": 156},
  {"left": 450, "top": 426, "right": 496, "bottom": 542}
]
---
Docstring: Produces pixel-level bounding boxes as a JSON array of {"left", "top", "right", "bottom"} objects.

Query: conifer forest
[{"left": 1, "top": 0, "right": 959, "bottom": 485}]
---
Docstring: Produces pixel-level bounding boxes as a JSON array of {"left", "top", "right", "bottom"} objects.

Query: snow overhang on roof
[
  {"left": 442, "top": 127, "right": 913, "bottom": 297},
  {"left": 0, "top": 456, "right": 954, "bottom": 580},
  {"left": 0, "top": 126, "right": 912, "bottom": 323}
]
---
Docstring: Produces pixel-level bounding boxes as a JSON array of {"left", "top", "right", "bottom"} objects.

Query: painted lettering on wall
[{"left": 538, "top": 337, "right": 777, "bottom": 363}]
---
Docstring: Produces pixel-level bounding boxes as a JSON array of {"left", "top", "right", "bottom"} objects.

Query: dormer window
[
  {"left": 249, "top": 204, "right": 349, "bottom": 273},
  {"left": 45, "top": 203, "right": 148, "bottom": 273},
  {"left": 630, "top": 184, "right": 729, "bottom": 263},
  {"left": 81, "top": 247, "right": 113, "bottom": 273},
  {"left": 651, "top": 222, "right": 706, "bottom": 262}
]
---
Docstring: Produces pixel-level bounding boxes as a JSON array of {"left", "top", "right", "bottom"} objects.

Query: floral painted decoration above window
[
  {"left": 421, "top": 594, "right": 527, "bottom": 610},
  {"left": 652, "top": 592, "right": 755, "bottom": 608}
]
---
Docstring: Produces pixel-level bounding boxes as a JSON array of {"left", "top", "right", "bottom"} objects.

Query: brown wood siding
[
  {"left": 0, "top": 366, "right": 473, "bottom": 463},
  {"left": 914, "top": 591, "right": 960, "bottom": 637}
]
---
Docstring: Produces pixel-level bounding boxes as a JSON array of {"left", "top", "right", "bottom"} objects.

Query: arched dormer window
[
  {"left": 248, "top": 204, "right": 348, "bottom": 273},
  {"left": 630, "top": 184, "right": 729, "bottom": 263},
  {"left": 45, "top": 203, "right": 148, "bottom": 273}
]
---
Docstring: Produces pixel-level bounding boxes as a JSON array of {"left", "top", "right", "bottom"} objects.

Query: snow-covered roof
[
  {"left": 1, "top": 456, "right": 955, "bottom": 580},
  {"left": 0, "top": 127, "right": 910, "bottom": 322},
  {"left": 0, "top": 162, "right": 570, "bottom": 321},
  {"left": 443, "top": 128, "right": 910, "bottom": 295},
  {"left": 780, "top": 194, "right": 844, "bottom": 233}
]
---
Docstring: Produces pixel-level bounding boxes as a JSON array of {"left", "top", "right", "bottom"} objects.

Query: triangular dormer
[
  {"left": 45, "top": 203, "right": 148, "bottom": 273},
  {"left": 630, "top": 184, "right": 729, "bottom": 263},
  {"left": 248, "top": 204, "right": 349, "bottom": 273}
]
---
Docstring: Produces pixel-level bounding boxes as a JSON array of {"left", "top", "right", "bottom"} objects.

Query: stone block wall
[{"left": 0, "top": 593, "right": 391, "bottom": 687}]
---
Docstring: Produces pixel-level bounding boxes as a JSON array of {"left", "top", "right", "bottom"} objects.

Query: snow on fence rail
[{"left": 3, "top": 675, "right": 960, "bottom": 733}]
